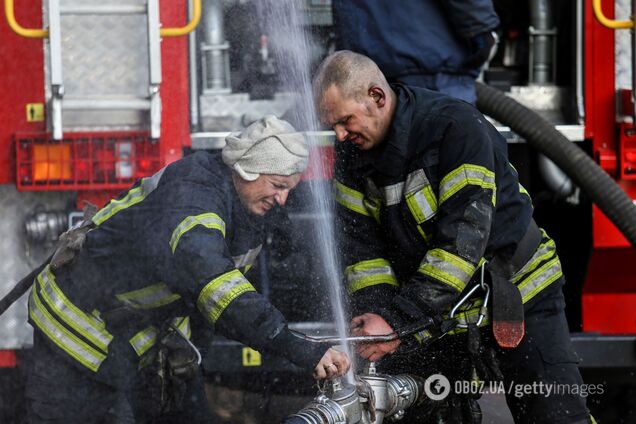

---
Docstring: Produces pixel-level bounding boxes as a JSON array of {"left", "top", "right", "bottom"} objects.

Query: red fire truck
[{"left": 0, "top": 0, "right": 634, "bottom": 421}]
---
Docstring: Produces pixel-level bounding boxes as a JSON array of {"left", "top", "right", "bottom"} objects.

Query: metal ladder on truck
[{"left": 46, "top": 0, "right": 162, "bottom": 140}]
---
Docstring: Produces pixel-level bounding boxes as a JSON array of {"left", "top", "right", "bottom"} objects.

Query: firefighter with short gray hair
[{"left": 313, "top": 51, "right": 592, "bottom": 423}]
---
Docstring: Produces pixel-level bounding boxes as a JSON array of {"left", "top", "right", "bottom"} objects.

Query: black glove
[
  {"left": 464, "top": 30, "right": 499, "bottom": 69},
  {"left": 141, "top": 325, "right": 200, "bottom": 416}
]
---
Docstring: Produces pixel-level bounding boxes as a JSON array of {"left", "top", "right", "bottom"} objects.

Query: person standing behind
[{"left": 332, "top": 0, "right": 499, "bottom": 104}]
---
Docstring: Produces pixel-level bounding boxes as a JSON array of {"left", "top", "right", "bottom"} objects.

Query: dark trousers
[
  {"left": 380, "top": 281, "right": 591, "bottom": 423},
  {"left": 23, "top": 333, "right": 213, "bottom": 424}
]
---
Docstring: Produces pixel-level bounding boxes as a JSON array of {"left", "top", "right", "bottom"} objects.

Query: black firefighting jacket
[
  {"left": 28, "top": 151, "right": 324, "bottom": 387},
  {"left": 335, "top": 84, "right": 563, "bottom": 338}
]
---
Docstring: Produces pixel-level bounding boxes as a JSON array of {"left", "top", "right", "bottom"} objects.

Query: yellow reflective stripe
[
  {"left": 232, "top": 245, "right": 263, "bottom": 269},
  {"left": 129, "top": 326, "right": 159, "bottom": 357},
  {"left": 405, "top": 186, "right": 437, "bottom": 224},
  {"left": 197, "top": 269, "right": 256, "bottom": 324},
  {"left": 129, "top": 317, "right": 190, "bottom": 358},
  {"left": 345, "top": 258, "right": 399, "bottom": 294},
  {"left": 519, "top": 183, "right": 530, "bottom": 197},
  {"left": 418, "top": 249, "right": 476, "bottom": 292},
  {"left": 170, "top": 213, "right": 226, "bottom": 253},
  {"left": 92, "top": 184, "right": 145, "bottom": 225},
  {"left": 335, "top": 181, "right": 371, "bottom": 216},
  {"left": 512, "top": 234, "right": 556, "bottom": 283},
  {"left": 38, "top": 266, "right": 112, "bottom": 351},
  {"left": 116, "top": 283, "right": 181, "bottom": 309},
  {"left": 416, "top": 225, "right": 431, "bottom": 243},
  {"left": 439, "top": 164, "right": 496, "bottom": 206},
  {"left": 447, "top": 299, "right": 490, "bottom": 335},
  {"left": 29, "top": 289, "right": 106, "bottom": 372},
  {"left": 518, "top": 257, "right": 563, "bottom": 303},
  {"left": 403, "top": 169, "right": 438, "bottom": 223},
  {"left": 174, "top": 316, "right": 191, "bottom": 338}
]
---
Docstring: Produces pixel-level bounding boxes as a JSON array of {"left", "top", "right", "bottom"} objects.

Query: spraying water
[{"left": 256, "top": 0, "right": 355, "bottom": 383}]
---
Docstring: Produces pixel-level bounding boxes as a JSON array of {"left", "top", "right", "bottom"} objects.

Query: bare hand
[
  {"left": 350, "top": 313, "right": 400, "bottom": 361},
  {"left": 313, "top": 347, "right": 351, "bottom": 380}
]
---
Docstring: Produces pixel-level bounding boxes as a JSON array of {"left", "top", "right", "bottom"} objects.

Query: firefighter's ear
[{"left": 369, "top": 86, "right": 386, "bottom": 107}]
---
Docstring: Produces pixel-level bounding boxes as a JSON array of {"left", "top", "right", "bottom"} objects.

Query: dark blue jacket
[
  {"left": 28, "top": 152, "right": 323, "bottom": 387},
  {"left": 335, "top": 85, "right": 563, "bottom": 342}
]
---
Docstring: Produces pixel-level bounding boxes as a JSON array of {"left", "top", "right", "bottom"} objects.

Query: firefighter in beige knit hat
[{"left": 223, "top": 114, "right": 310, "bottom": 215}]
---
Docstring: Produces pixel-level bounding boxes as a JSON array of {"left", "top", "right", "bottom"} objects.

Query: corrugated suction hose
[{"left": 476, "top": 82, "right": 636, "bottom": 248}]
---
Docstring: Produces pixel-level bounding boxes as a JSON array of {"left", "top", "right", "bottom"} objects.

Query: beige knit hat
[{"left": 222, "top": 115, "right": 309, "bottom": 181}]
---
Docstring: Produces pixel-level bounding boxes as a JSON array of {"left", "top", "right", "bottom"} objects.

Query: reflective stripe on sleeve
[
  {"left": 233, "top": 245, "right": 263, "bottom": 269},
  {"left": 405, "top": 169, "right": 438, "bottom": 224},
  {"left": 29, "top": 289, "right": 106, "bottom": 372},
  {"left": 37, "top": 266, "right": 112, "bottom": 351},
  {"left": 116, "top": 283, "right": 181, "bottom": 309},
  {"left": 418, "top": 249, "right": 476, "bottom": 292},
  {"left": 345, "top": 258, "right": 399, "bottom": 294},
  {"left": 439, "top": 164, "right": 496, "bottom": 206},
  {"left": 170, "top": 213, "right": 226, "bottom": 253},
  {"left": 335, "top": 180, "right": 371, "bottom": 216},
  {"left": 380, "top": 181, "right": 404, "bottom": 206},
  {"left": 197, "top": 269, "right": 256, "bottom": 324}
]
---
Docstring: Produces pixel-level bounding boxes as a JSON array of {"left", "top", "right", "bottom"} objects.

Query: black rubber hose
[{"left": 476, "top": 82, "right": 636, "bottom": 249}]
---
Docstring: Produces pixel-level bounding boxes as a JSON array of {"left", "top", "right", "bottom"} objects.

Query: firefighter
[
  {"left": 331, "top": 0, "right": 499, "bottom": 104},
  {"left": 313, "top": 51, "right": 592, "bottom": 423},
  {"left": 23, "top": 115, "right": 350, "bottom": 423}
]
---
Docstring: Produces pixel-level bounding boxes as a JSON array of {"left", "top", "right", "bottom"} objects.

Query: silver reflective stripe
[
  {"left": 512, "top": 233, "right": 555, "bottom": 282},
  {"left": 170, "top": 213, "right": 226, "bottom": 253},
  {"left": 29, "top": 289, "right": 105, "bottom": 372},
  {"left": 38, "top": 266, "right": 112, "bottom": 351},
  {"left": 92, "top": 168, "right": 164, "bottom": 225},
  {"left": 404, "top": 169, "right": 437, "bottom": 223},
  {"left": 92, "top": 184, "right": 145, "bottom": 225},
  {"left": 418, "top": 249, "right": 476, "bottom": 292},
  {"left": 197, "top": 269, "right": 256, "bottom": 323},
  {"left": 518, "top": 257, "right": 563, "bottom": 303},
  {"left": 116, "top": 283, "right": 181, "bottom": 309},
  {"left": 129, "top": 326, "right": 159, "bottom": 356},
  {"left": 404, "top": 169, "right": 430, "bottom": 194},
  {"left": 141, "top": 166, "right": 165, "bottom": 196},
  {"left": 345, "top": 258, "right": 399, "bottom": 294},
  {"left": 173, "top": 316, "right": 191, "bottom": 339},
  {"left": 233, "top": 245, "right": 263, "bottom": 269},
  {"left": 380, "top": 181, "right": 404, "bottom": 206},
  {"left": 439, "top": 164, "right": 496, "bottom": 205}
]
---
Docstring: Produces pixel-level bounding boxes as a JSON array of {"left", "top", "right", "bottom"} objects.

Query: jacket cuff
[
  {"left": 351, "top": 284, "right": 399, "bottom": 317},
  {"left": 267, "top": 327, "right": 326, "bottom": 372}
]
